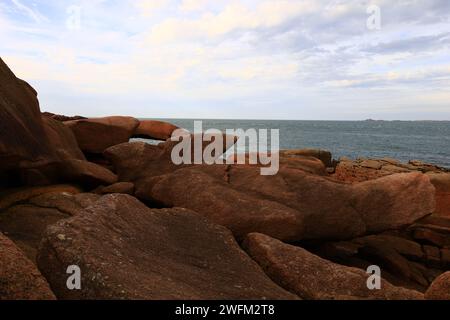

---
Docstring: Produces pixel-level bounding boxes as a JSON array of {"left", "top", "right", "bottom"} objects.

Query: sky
[{"left": 0, "top": 0, "right": 449, "bottom": 120}]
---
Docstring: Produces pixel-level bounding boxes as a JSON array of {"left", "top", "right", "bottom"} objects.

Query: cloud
[
  {"left": 134, "top": 0, "right": 169, "bottom": 17},
  {"left": 1, "top": 0, "right": 450, "bottom": 119},
  {"left": 179, "top": 0, "right": 210, "bottom": 12},
  {"left": 11, "top": 0, "right": 48, "bottom": 23},
  {"left": 148, "top": 0, "right": 319, "bottom": 43}
]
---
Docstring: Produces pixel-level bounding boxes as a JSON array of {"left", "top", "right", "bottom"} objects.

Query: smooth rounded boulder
[
  {"left": 133, "top": 120, "right": 179, "bottom": 140},
  {"left": 136, "top": 165, "right": 435, "bottom": 241},
  {"left": 243, "top": 233, "right": 424, "bottom": 300},
  {"left": 65, "top": 116, "right": 140, "bottom": 154},
  {"left": 37, "top": 194, "right": 298, "bottom": 300}
]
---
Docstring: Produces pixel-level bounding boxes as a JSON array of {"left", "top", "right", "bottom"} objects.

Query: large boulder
[
  {"left": 37, "top": 194, "right": 298, "bottom": 300},
  {"left": 0, "top": 232, "right": 55, "bottom": 300},
  {"left": 65, "top": 116, "right": 140, "bottom": 154},
  {"left": 133, "top": 120, "right": 179, "bottom": 140},
  {"left": 136, "top": 164, "right": 435, "bottom": 241},
  {"left": 42, "top": 116, "right": 86, "bottom": 161},
  {"left": 0, "top": 187, "right": 98, "bottom": 260},
  {"left": 58, "top": 159, "right": 118, "bottom": 188},
  {"left": 243, "top": 233, "right": 424, "bottom": 300},
  {"left": 0, "top": 58, "right": 115, "bottom": 188},
  {"left": 352, "top": 172, "right": 436, "bottom": 233},
  {"left": 427, "top": 173, "right": 450, "bottom": 217},
  {"left": 104, "top": 134, "right": 237, "bottom": 182},
  {"left": 425, "top": 272, "right": 450, "bottom": 300},
  {"left": 280, "top": 149, "right": 333, "bottom": 168},
  {"left": 0, "top": 58, "right": 57, "bottom": 181}
]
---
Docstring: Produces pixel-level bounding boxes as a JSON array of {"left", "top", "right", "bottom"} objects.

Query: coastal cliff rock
[
  {"left": 242, "top": 233, "right": 424, "bottom": 300},
  {"left": 65, "top": 116, "right": 140, "bottom": 154},
  {"left": 37, "top": 194, "right": 298, "bottom": 300},
  {"left": 0, "top": 232, "right": 55, "bottom": 300}
]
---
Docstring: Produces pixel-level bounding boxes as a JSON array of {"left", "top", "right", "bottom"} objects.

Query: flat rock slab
[
  {"left": 243, "top": 233, "right": 424, "bottom": 300},
  {"left": 37, "top": 194, "right": 298, "bottom": 300},
  {"left": 0, "top": 232, "right": 55, "bottom": 300}
]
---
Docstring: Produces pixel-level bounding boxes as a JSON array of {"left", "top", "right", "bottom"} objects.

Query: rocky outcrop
[
  {"left": 1, "top": 58, "right": 447, "bottom": 301},
  {"left": 136, "top": 164, "right": 435, "bottom": 241},
  {"left": 333, "top": 158, "right": 449, "bottom": 218},
  {"left": 104, "top": 134, "right": 238, "bottom": 182},
  {"left": 0, "top": 58, "right": 119, "bottom": 189},
  {"left": 310, "top": 221, "right": 450, "bottom": 292},
  {"left": 42, "top": 116, "right": 86, "bottom": 161},
  {"left": 425, "top": 272, "right": 450, "bottom": 300},
  {"left": 65, "top": 116, "right": 140, "bottom": 154},
  {"left": 133, "top": 120, "right": 179, "bottom": 140},
  {"left": 0, "top": 58, "right": 57, "bottom": 182},
  {"left": 37, "top": 194, "right": 297, "bottom": 300},
  {"left": 333, "top": 158, "right": 449, "bottom": 184},
  {"left": 0, "top": 187, "right": 98, "bottom": 260},
  {"left": 0, "top": 232, "right": 55, "bottom": 300},
  {"left": 242, "top": 233, "right": 423, "bottom": 300}
]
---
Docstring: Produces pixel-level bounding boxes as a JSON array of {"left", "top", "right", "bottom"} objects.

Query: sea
[{"left": 139, "top": 119, "right": 450, "bottom": 169}]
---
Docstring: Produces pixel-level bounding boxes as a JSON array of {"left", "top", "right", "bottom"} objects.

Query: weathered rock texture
[
  {"left": 243, "top": 233, "right": 424, "bottom": 300},
  {"left": 0, "top": 232, "right": 55, "bottom": 300},
  {"left": 136, "top": 164, "right": 435, "bottom": 241},
  {"left": 425, "top": 272, "right": 450, "bottom": 300},
  {"left": 37, "top": 194, "right": 298, "bottom": 300}
]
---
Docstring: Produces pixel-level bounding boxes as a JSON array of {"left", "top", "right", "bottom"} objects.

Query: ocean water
[{"left": 141, "top": 119, "right": 450, "bottom": 168}]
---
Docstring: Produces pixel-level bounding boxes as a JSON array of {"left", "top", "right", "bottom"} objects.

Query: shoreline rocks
[
  {"left": 65, "top": 116, "right": 140, "bottom": 154},
  {"left": 0, "top": 232, "right": 55, "bottom": 300},
  {"left": 1, "top": 57, "right": 449, "bottom": 300},
  {"left": 242, "top": 233, "right": 424, "bottom": 300},
  {"left": 37, "top": 194, "right": 297, "bottom": 300}
]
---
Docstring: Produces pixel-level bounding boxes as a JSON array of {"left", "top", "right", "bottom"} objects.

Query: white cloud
[
  {"left": 11, "top": 0, "right": 48, "bottom": 23},
  {"left": 134, "top": 0, "right": 169, "bottom": 17},
  {"left": 148, "top": 0, "right": 319, "bottom": 43},
  {"left": 1, "top": 0, "right": 450, "bottom": 119},
  {"left": 179, "top": 0, "right": 209, "bottom": 12}
]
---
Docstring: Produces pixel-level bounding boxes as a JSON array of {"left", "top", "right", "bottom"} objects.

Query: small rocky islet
[{"left": 1, "top": 57, "right": 449, "bottom": 300}]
